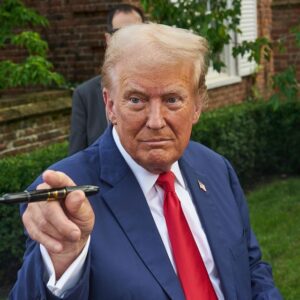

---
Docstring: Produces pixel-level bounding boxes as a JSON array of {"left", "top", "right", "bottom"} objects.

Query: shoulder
[
  {"left": 74, "top": 75, "right": 101, "bottom": 95},
  {"left": 28, "top": 143, "right": 101, "bottom": 191},
  {"left": 55, "top": 144, "right": 101, "bottom": 183},
  {"left": 183, "top": 140, "right": 244, "bottom": 194},
  {"left": 182, "top": 140, "right": 235, "bottom": 180},
  {"left": 184, "top": 140, "right": 226, "bottom": 167}
]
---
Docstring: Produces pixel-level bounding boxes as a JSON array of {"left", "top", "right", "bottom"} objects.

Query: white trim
[
  {"left": 206, "top": 0, "right": 258, "bottom": 89},
  {"left": 207, "top": 74, "right": 241, "bottom": 89},
  {"left": 237, "top": 0, "right": 258, "bottom": 76}
]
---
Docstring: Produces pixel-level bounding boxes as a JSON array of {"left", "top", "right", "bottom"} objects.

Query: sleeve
[
  {"left": 9, "top": 178, "right": 92, "bottom": 300},
  {"left": 69, "top": 88, "right": 88, "bottom": 156},
  {"left": 224, "top": 158, "right": 283, "bottom": 300},
  {"left": 9, "top": 233, "right": 91, "bottom": 300},
  {"left": 41, "top": 236, "right": 90, "bottom": 298}
]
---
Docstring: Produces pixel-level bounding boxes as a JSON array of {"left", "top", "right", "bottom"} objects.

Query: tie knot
[{"left": 157, "top": 171, "right": 175, "bottom": 192}]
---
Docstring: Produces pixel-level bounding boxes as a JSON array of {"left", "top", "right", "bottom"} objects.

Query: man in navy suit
[
  {"left": 10, "top": 23, "right": 282, "bottom": 299},
  {"left": 69, "top": 4, "right": 145, "bottom": 155}
]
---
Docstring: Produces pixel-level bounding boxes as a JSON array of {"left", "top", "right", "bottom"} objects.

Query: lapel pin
[{"left": 198, "top": 180, "right": 207, "bottom": 192}]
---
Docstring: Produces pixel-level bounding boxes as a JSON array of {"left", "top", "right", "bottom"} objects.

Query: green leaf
[{"left": 0, "top": 0, "right": 64, "bottom": 89}]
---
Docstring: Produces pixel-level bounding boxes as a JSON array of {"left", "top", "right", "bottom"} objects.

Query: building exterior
[{"left": 0, "top": 0, "right": 298, "bottom": 156}]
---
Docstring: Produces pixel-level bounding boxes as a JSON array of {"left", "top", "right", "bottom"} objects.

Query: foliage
[
  {"left": 0, "top": 142, "right": 68, "bottom": 287},
  {"left": 232, "top": 37, "right": 273, "bottom": 63},
  {"left": 247, "top": 177, "right": 300, "bottom": 300},
  {"left": 191, "top": 100, "right": 300, "bottom": 186},
  {"left": 141, "top": 0, "right": 242, "bottom": 72},
  {"left": 140, "top": 0, "right": 272, "bottom": 69},
  {"left": 141, "top": 0, "right": 299, "bottom": 105},
  {"left": 0, "top": 0, "right": 64, "bottom": 90},
  {"left": 291, "top": 24, "right": 300, "bottom": 48},
  {"left": 264, "top": 25, "right": 300, "bottom": 106},
  {"left": 269, "top": 66, "right": 299, "bottom": 106}
]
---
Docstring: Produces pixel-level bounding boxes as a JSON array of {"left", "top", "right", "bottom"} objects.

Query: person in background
[
  {"left": 10, "top": 23, "right": 282, "bottom": 300},
  {"left": 68, "top": 3, "right": 145, "bottom": 155}
]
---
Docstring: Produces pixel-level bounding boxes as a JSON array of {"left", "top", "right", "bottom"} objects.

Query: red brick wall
[
  {"left": 1, "top": 0, "right": 278, "bottom": 101},
  {"left": 272, "top": 0, "right": 300, "bottom": 81},
  {"left": 255, "top": 0, "right": 274, "bottom": 98},
  {"left": 0, "top": 91, "right": 71, "bottom": 157},
  {"left": 0, "top": 0, "right": 141, "bottom": 84},
  {"left": 0, "top": 0, "right": 297, "bottom": 157},
  {"left": 207, "top": 77, "right": 254, "bottom": 110}
]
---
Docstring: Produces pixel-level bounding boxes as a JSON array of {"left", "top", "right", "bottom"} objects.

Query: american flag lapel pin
[{"left": 198, "top": 180, "right": 207, "bottom": 192}]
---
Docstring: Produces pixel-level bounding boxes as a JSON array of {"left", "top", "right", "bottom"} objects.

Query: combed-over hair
[{"left": 101, "top": 23, "right": 209, "bottom": 104}]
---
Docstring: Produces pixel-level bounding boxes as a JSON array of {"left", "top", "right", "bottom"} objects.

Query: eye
[
  {"left": 129, "top": 97, "right": 141, "bottom": 104},
  {"left": 166, "top": 97, "right": 178, "bottom": 104},
  {"left": 165, "top": 95, "right": 183, "bottom": 106}
]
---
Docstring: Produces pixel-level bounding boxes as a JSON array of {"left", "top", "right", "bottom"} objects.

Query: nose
[{"left": 146, "top": 100, "right": 166, "bottom": 130}]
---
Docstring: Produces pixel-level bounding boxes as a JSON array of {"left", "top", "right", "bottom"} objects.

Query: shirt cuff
[{"left": 40, "top": 236, "right": 91, "bottom": 298}]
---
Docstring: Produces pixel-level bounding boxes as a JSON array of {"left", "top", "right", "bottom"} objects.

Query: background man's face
[
  {"left": 112, "top": 10, "right": 143, "bottom": 29},
  {"left": 105, "top": 10, "right": 143, "bottom": 43},
  {"left": 104, "top": 58, "right": 202, "bottom": 174}
]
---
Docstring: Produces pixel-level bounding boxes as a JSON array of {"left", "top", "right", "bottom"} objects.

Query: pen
[{"left": 0, "top": 185, "right": 100, "bottom": 204}]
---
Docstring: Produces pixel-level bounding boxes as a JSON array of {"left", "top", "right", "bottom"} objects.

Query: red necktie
[{"left": 157, "top": 171, "right": 217, "bottom": 300}]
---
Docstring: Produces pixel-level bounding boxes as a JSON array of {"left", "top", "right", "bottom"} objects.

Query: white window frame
[{"left": 207, "top": 0, "right": 258, "bottom": 89}]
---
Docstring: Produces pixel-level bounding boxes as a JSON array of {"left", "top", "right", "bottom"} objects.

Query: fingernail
[{"left": 70, "top": 230, "right": 80, "bottom": 241}]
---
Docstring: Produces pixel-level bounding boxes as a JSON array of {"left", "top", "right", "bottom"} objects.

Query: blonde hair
[{"left": 102, "top": 23, "right": 209, "bottom": 103}]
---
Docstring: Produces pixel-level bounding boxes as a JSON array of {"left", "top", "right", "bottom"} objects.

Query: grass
[
  {"left": 247, "top": 177, "right": 300, "bottom": 300},
  {"left": 0, "top": 177, "right": 298, "bottom": 300}
]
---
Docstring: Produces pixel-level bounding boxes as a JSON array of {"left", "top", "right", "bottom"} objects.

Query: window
[{"left": 207, "top": 0, "right": 258, "bottom": 89}]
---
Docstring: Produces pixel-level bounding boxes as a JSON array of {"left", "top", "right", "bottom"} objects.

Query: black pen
[{"left": 0, "top": 185, "right": 100, "bottom": 204}]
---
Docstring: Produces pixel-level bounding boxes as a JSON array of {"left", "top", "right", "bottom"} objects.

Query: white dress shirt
[{"left": 41, "top": 127, "right": 224, "bottom": 299}]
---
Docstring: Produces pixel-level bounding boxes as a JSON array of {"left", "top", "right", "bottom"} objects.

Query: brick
[{"left": 0, "top": 0, "right": 298, "bottom": 157}]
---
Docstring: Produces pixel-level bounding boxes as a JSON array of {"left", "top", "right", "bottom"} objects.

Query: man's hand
[{"left": 22, "top": 170, "right": 95, "bottom": 279}]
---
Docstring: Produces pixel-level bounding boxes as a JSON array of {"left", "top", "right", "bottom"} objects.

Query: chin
[{"left": 137, "top": 151, "right": 177, "bottom": 174}]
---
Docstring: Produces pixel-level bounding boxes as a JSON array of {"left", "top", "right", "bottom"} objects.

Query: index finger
[
  {"left": 42, "top": 170, "right": 76, "bottom": 188},
  {"left": 42, "top": 200, "right": 81, "bottom": 241}
]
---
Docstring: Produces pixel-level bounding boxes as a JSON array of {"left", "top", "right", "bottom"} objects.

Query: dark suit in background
[
  {"left": 68, "top": 4, "right": 145, "bottom": 155},
  {"left": 69, "top": 75, "right": 107, "bottom": 155}
]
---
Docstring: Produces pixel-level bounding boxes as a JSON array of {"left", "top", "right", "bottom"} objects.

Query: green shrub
[
  {"left": 0, "top": 142, "right": 67, "bottom": 287},
  {"left": 192, "top": 100, "right": 300, "bottom": 185},
  {"left": 1, "top": 100, "right": 299, "bottom": 288}
]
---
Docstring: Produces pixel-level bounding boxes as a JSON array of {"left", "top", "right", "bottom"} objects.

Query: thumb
[
  {"left": 64, "top": 190, "right": 95, "bottom": 236},
  {"left": 65, "top": 190, "right": 85, "bottom": 215}
]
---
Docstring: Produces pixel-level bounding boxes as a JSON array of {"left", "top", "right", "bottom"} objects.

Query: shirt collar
[{"left": 112, "top": 127, "right": 186, "bottom": 196}]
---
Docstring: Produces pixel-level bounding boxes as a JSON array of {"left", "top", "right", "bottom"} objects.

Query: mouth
[{"left": 140, "top": 138, "right": 174, "bottom": 147}]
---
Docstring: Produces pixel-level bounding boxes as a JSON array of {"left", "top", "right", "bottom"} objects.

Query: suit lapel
[
  {"left": 98, "top": 128, "right": 185, "bottom": 300},
  {"left": 179, "top": 158, "right": 236, "bottom": 300},
  {"left": 97, "top": 129, "right": 236, "bottom": 299}
]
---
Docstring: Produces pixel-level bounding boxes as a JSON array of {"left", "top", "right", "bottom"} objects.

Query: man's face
[
  {"left": 112, "top": 10, "right": 143, "bottom": 29},
  {"left": 104, "top": 60, "right": 202, "bottom": 174},
  {"left": 105, "top": 11, "right": 143, "bottom": 42}
]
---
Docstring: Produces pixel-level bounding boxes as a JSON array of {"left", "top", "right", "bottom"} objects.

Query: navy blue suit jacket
[
  {"left": 10, "top": 127, "right": 282, "bottom": 300},
  {"left": 69, "top": 76, "right": 108, "bottom": 155}
]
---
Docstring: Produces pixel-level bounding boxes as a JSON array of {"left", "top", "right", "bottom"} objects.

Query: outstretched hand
[{"left": 22, "top": 170, "right": 95, "bottom": 279}]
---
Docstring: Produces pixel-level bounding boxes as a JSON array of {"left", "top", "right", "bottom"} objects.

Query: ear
[
  {"left": 103, "top": 88, "right": 117, "bottom": 125},
  {"left": 192, "top": 96, "right": 202, "bottom": 124},
  {"left": 104, "top": 33, "right": 112, "bottom": 45}
]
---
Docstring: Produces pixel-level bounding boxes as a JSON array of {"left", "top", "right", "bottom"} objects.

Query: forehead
[
  {"left": 112, "top": 11, "right": 143, "bottom": 29},
  {"left": 113, "top": 59, "right": 195, "bottom": 95}
]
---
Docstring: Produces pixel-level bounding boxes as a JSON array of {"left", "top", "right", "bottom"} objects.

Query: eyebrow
[
  {"left": 123, "top": 82, "right": 189, "bottom": 93},
  {"left": 122, "top": 88, "right": 189, "bottom": 102},
  {"left": 123, "top": 89, "right": 147, "bottom": 99}
]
